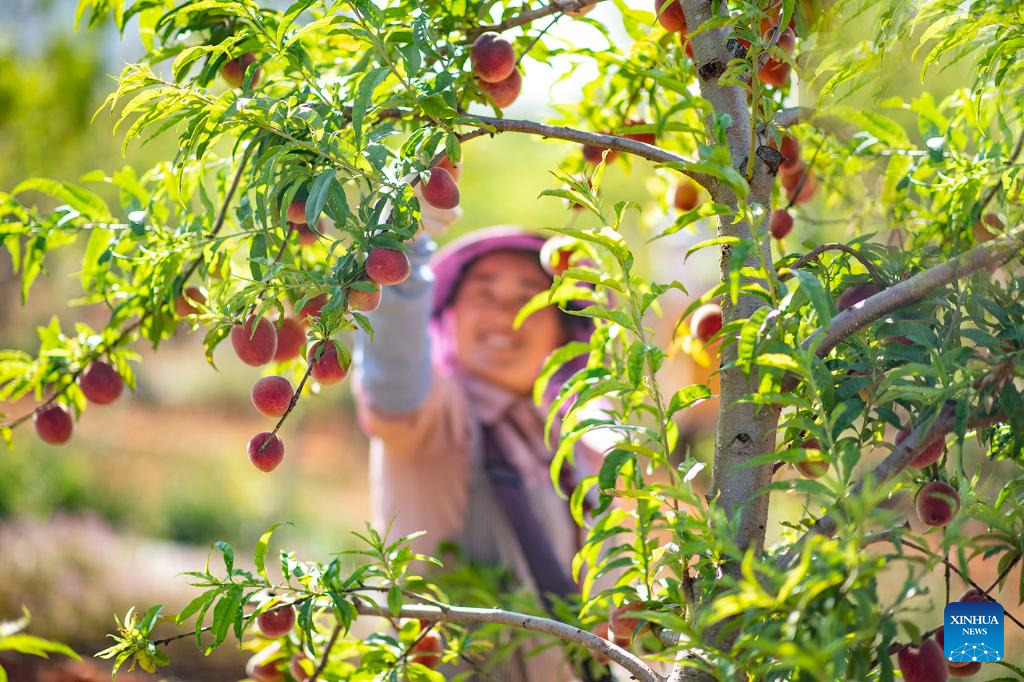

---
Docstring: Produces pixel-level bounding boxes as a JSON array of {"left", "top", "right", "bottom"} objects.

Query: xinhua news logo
[{"left": 943, "top": 600, "right": 1004, "bottom": 664}]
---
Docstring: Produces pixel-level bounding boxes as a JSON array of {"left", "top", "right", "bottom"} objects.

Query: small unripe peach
[
  {"left": 895, "top": 428, "right": 945, "bottom": 468},
  {"left": 479, "top": 68, "right": 522, "bottom": 108},
  {"left": 251, "top": 376, "right": 294, "bottom": 417},
  {"left": 256, "top": 604, "right": 295, "bottom": 638},
  {"left": 690, "top": 303, "right": 723, "bottom": 343},
  {"left": 174, "top": 286, "right": 206, "bottom": 317},
  {"left": 221, "top": 52, "right": 261, "bottom": 88},
  {"left": 769, "top": 208, "right": 793, "bottom": 239},
  {"left": 471, "top": 32, "right": 516, "bottom": 83},
  {"left": 654, "top": 0, "right": 687, "bottom": 32},
  {"left": 420, "top": 167, "right": 460, "bottom": 210},
  {"left": 308, "top": 341, "right": 348, "bottom": 385},
  {"left": 231, "top": 316, "right": 278, "bottom": 366},
  {"left": 247, "top": 432, "right": 284, "bottom": 472},
  {"left": 896, "top": 638, "right": 947, "bottom": 682},
  {"left": 673, "top": 181, "right": 700, "bottom": 211},
  {"left": 366, "top": 247, "right": 412, "bottom": 286},
  {"left": 915, "top": 481, "right": 959, "bottom": 528},
  {"left": 349, "top": 281, "right": 382, "bottom": 312},
  {"left": 410, "top": 630, "right": 443, "bottom": 669},
  {"left": 34, "top": 403, "right": 73, "bottom": 445},
  {"left": 77, "top": 361, "right": 124, "bottom": 405},
  {"left": 273, "top": 317, "right": 306, "bottom": 362}
]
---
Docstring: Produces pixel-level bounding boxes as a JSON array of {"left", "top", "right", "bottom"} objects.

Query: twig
[
  {"left": 516, "top": 15, "right": 561, "bottom": 67},
  {"left": 778, "top": 242, "right": 886, "bottom": 286},
  {"left": 260, "top": 355, "right": 317, "bottom": 451},
  {"left": 1, "top": 150, "right": 252, "bottom": 431},
  {"left": 466, "top": 0, "right": 605, "bottom": 39},
  {"left": 978, "top": 126, "right": 1024, "bottom": 214},
  {"left": 308, "top": 621, "right": 343, "bottom": 682}
]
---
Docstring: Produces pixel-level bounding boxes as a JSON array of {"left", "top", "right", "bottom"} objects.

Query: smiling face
[{"left": 451, "top": 249, "right": 566, "bottom": 394}]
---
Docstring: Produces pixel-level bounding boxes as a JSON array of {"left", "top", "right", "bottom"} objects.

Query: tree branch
[
  {"left": 804, "top": 225, "right": 1024, "bottom": 358},
  {"left": 466, "top": 0, "right": 605, "bottom": 38},
  {"left": 778, "top": 242, "right": 886, "bottom": 286},
  {"left": 351, "top": 600, "right": 663, "bottom": 682},
  {"left": 308, "top": 620, "right": 343, "bottom": 682},
  {"left": 979, "top": 126, "right": 1024, "bottom": 214},
  {"left": 459, "top": 115, "right": 715, "bottom": 188}
]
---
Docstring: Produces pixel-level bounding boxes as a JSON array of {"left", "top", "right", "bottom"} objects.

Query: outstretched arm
[{"left": 353, "top": 235, "right": 436, "bottom": 415}]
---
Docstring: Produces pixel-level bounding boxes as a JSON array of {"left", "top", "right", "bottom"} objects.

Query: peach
[
  {"left": 231, "top": 316, "right": 278, "bottom": 366},
  {"left": 297, "top": 294, "right": 327, "bottom": 326},
  {"left": 366, "top": 247, "right": 412, "bottom": 286},
  {"left": 835, "top": 282, "right": 881, "bottom": 312},
  {"left": 221, "top": 52, "right": 261, "bottom": 88},
  {"left": 777, "top": 135, "right": 800, "bottom": 174},
  {"left": 292, "top": 218, "right": 325, "bottom": 245},
  {"left": 348, "top": 280, "right": 382, "bottom": 312},
  {"left": 781, "top": 164, "right": 806, "bottom": 192},
  {"left": 471, "top": 33, "right": 516, "bottom": 83},
  {"left": 897, "top": 638, "right": 948, "bottom": 682},
  {"left": 287, "top": 200, "right": 307, "bottom": 224},
  {"left": 915, "top": 481, "right": 960, "bottom": 527},
  {"left": 256, "top": 604, "right": 295, "bottom": 638},
  {"left": 949, "top": 662, "right": 981, "bottom": 677},
  {"left": 973, "top": 213, "right": 1003, "bottom": 243},
  {"left": 957, "top": 588, "right": 987, "bottom": 603},
  {"left": 77, "top": 361, "right": 124, "bottom": 405},
  {"left": 247, "top": 432, "right": 284, "bottom": 472},
  {"left": 690, "top": 303, "right": 723, "bottom": 343},
  {"left": 33, "top": 403, "right": 73, "bottom": 445},
  {"left": 674, "top": 181, "right": 700, "bottom": 211},
  {"left": 769, "top": 208, "right": 793, "bottom": 239},
  {"left": 654, "top": 0, "right": 687, "bottom": 32},
  {"left": 787, "top": 172, "right": 818, "bottom": 204},
  {"left": 420, "top": 166, "right": 460, "bottom": 209},
  {"left": 436, "top": 155, "right": 462, "bottom": 182},
  {"left": 273, "top": 317, "right": 306, "bottom": 362},
  {"left": 410, "top": 630, "right": 443, "bottom": 669},
  {"left": 174, "top": 286, "right": 206, "bottom": 317},
  {"left": 795, "top": 438, "right": 829, "bottom": 479},
  {"left": 583, "top": 139, "right": 619, "bottom": 165},
  {"left": 895, "top": 428, "right": 945, "bottom": 468},
  {"left": 246, "top": 654, "right": 284, "bottom": 682},
  {"left": 308, "top": 341, "right": 348, "bottom": 385},
  {"left": 759, "top": 58, "right": 791, "bottom": 87},
  {"left": 479, "top": 68, "right": 522, "bottom": 108},
  {"left": 251, "top": 376, "right": 294, "bottom": 417},
  {"left": 622, "top": 118, "right": 656, "bottom": 145},
  {"left": 609, "top": 602, "right": 646, "bottom": 646},
  {"left": 290, "top": 655, "right": 310, "bottom": 682}
]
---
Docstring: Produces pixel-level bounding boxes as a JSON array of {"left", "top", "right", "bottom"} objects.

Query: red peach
[
  {"left": 915, "top": 481, "right": 960, "bottom": 528},
  {"left": 622, "top": 118, "right": 656, "bottom": 145},
  {"left": 895, "top": 428, "right": 945, "bottom": 468},
  {"left": 973, "top": 213, "right": 1003, "bottom": 243},
  {"left": 287, "top": 200, "right": 307, "bottom": 224},
  {"left": 897, "top": 638, "right": 948, "bottom": 682},
  {"left": 221, "top": 52, "right": 260, "bottom": 88},
  {"left": 436, "top": 155, "right": 462, "bottom": 182},
  {"left": 690, "top": 303, "right": 723, "bottom": 343},
  {"left": 33, "top": 403, "right": 73, "bottom": 445},
  {"left": 297, "top": 294, "right": 327, "bottom": 326},
  {"left": 471, "top": 33, "right": 516, "bottom": 83},
  {"left": 231, "top": 316, "right": 278, "bottom": 366},
  {"left": 174, "top": 286, "right": 206, "bottom": 317},
  {"left": 609, "top": 602, "right": 647, "bottom": 646},
  {"left": 654, "top": 0, "right": 687, "bottom": 32},
  {"left": 308, "top": 341, "right": 348, "bottom": 385},
  {"left": 781, "top": 164, "right": 806, "bottom": 192},
  {"left": 674, "top": 181, "right": 700, "bottom": 211},
  {"left": 949, "top": 662, "right": 981, "bottom": 677},
  {"left": 958, "top": 588, "right": 987, "bottom": 603},
  {"left": 77, "top": 361, "right": 124, "bottom": 405},
  {"left": 787, "top": 172, "right": 818, "bottom": 204},
  {"left": 759, "top": 58, "right": 791, "bottom": 87},
  {"left": 349, "top": 281, "right": 382, "bottom": 312},
  {"left": 256, "top": 604, "right": 295, "bottom": 638},
  {"left": 247, "top": 432, "right": 285, "bottom": 472},
  {"left": 246, "top": 655, "right": 284, "bottom": 682},
  {"left": 777, "top": 135, "right": 800, "bottom": 174},
  {"left": 290, "top": 655, "right": 310, "bottom": 682},
  {"left": 479, "top": 68, "right": 522, "bottom": 108},
  {"left": 835, "top": 282, "right": 881, "bottom": 312},
  {"left": 795, "top": 438, "right": 829, "bottom": 478},
  {"left": 410, "top": 631, "right": 443, "bottom": 669},
  {"left": 366, "top": 247, "right": 412, "bottom": 286},
  {"left": 251, "top": 376, "right": 294, "bottom": 417},
  {"left": 583, "top": 138, "right": 620, "bottom": 165},
  {"left": 420, "top": 166, "right": 460, "bottom": 210},
  {"left": 273, "top": 317, "right": 306, "bottom": 362},
  {"left": 769, "top": 208, "right": 793, "bottom": 239}
]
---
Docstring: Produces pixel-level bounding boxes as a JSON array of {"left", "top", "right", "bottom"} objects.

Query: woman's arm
[{"left": 352, "top": 235, "right": 436, "bottom": 415}]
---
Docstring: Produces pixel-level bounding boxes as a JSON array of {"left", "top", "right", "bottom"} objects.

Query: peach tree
[{"left": 1, "top": 0, "right": 1023, "bottom": 680}]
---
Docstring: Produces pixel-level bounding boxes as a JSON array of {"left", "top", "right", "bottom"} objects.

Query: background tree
[{"left": 1, "top": 0, "right": 1023, "bottom": 680}]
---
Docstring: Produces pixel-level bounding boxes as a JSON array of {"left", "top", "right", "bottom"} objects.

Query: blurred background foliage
[{"left": 0, "top": 0, "right": 1018, "bottom": 680}]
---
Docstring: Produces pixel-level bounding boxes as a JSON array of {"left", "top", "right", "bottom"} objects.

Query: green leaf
[
  {"left": 305, "top": 169, "right": 336, "bottom": 226},
  {"left": 387, "top": 585, "right": 402, "bottom": 617},
  {"left": 667, "top": 385, "right": 712, "bottom": 417},
  {"left": 12, "top": 178, "right": 109, "bottom": 220},
  {"left": 352, "top": 67, "right": 389, "bottom": 148}
]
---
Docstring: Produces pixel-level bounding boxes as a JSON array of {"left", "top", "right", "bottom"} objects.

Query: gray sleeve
[{"left": 352, "top": 235, "right": 436, "bottom": 414}]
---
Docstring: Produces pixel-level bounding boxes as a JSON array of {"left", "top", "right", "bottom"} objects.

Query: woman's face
[{"left": 451, "top": 250, "right": 566, "bottom": 394}]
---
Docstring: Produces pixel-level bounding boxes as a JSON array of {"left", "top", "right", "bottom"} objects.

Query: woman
[{"left": 352, "top": 225, "right": 606, "bottom": 680}]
